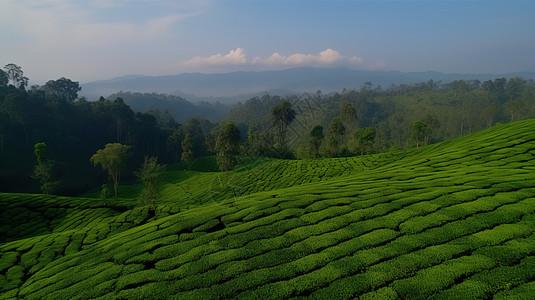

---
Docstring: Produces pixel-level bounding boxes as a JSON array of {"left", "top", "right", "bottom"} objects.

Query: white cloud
[
  {"left": 183, "top": 48, "right": 248, "bottom": 66},
  {"left": 183, "top": 48, "right": 363, "bottom": 70},
  {"left": 263, "top": 49, "right": 363, "bottom": 66}
]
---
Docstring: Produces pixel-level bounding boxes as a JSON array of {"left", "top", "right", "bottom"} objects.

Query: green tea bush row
[{"left": 435, "top": 255, "right": 535, "bottom": 299}]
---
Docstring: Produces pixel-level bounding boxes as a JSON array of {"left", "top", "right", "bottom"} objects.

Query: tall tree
[
  {"left": 183, "top": 118, "right": 206, "bottom": 157},
  {"left": 245, "top": 124, "right": 272, "bottom": 157},
  {"left": 326, "top": 117, "right": 346, "bottom": 157},
  {"left": 4, "top": 63, "right": 28, "bottom": 89},
  {"left": 111, "top": 98, "right": 135, "bottom": 144},
  {"left": 340, "top": 102, "right": 358, "bottom": 139},
  {"left": 135, "top": 156, "right": 164, "bottom": 210},
  {"left": 181, "top": 133, "right": 194, "bottom": 166},
  {"left": 41, "top": 77, "right": 81, "bottom": 102},
  {"left": 310, "top": 125, "right": 324, "bottom": 157},
  {"left": 215, "top": 122, "right": 241, "bottom": 172},
  {"left": 504, "top": 99, "right": 527, "bottom": 122},
  {"left": 354, "top": 127, "right": 376, "bottom": 155},
  {"left": 0, "top": 69, "right": 8, "bottom": 87},
  {"left": 271, "top": 100, "right": 296, "bottom": 148},
  {"left": 505, "top": 77, "right": 526, "bottom": 101},
  {"left": 422, "top": 114, "right": 441, "bottom": 143},
  {"left": 411, "top": 121, "right": 431, "bottom": 148},
  {"left": 90, "top": 143, "right": 131, "bottom": 197},
  {"left": 166, "top": 128, "right": 184, "bottom": 163},
  {"left": 32, "top": 142, "right": 57, "bottom": 194}
]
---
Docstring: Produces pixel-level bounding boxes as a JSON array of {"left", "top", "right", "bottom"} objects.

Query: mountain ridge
[{"left": 80, "top": 67, "right": 535, "bottom": 103}]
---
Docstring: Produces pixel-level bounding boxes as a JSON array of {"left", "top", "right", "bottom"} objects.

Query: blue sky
[{"left": 1, "top": 0, "right": 534, "bottom": 83}]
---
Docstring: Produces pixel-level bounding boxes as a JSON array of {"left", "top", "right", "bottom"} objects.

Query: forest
[{"left": 1, "top": 63, "right": 534, "bottom": 196}]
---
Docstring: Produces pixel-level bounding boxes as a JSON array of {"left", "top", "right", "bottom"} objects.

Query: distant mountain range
[{"left": 80, "top": 67, "right": 535, "bottom": 104}]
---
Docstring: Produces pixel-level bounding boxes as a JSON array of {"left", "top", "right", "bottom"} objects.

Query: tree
[
  {"left": 310, "top": 125, "right": 324, "bottom": 157},
  {"left": 480, "top": 103, "right": 498, "bottom": 128},
  {"left": 135, "top": 156, "right": 164, "bottom": 209},
  {"left": 354, "top": 127, "right": 376, "bottom": 155},
  {"left": 34, "top": 142, "right": 47, "bottom": 165},
  {"left": 183, "top": 118, "right": 206, "bottom": 157},
  {"left": 0, "top": 69, "right": 8, "bottom": 87},
  {"left": 32, "top": 142, "right": 57, "bottom": 194},
  {"left": 245, "top": 124, "right": 273, "bottom": 157},
  {"left": 340, "top": 102, "right": 358, "bottom": 139},
  {"left": 181, "top": 133, "right": 194, "bottom": 166},
  {"left": 246, "top": 124, "right": 261, "bottom": 156},
  {"left": 215, "top": 122, "right": 241, "bottom": 172},
  {"left": 271, "top": 100, "right": 296, "bottom": 147},
  {"left": 504, "top": 99, "right": 527, "bottom": 122},
  {"left": 326, "top": 117, "right": 346, "bottom": 157},
  {"left": 166, "top": 128, "right": 184, "bottom": 163},
  {"left": 41, "top": 77, "right": 81, "bottom": 102},
  {"left": 90, "top": 143, "right": 131, "bottom": 197},
  {"left": 422, "top": 114, "right": 441, "bottom": 143},
  {"left": 111, "top": 98, "right": 135, "bottom": 144},
  {"left": 4, "top": 63, "right": 28, "bottom": 89},
  {"left": 411, "top": 121, "right": 431, "bottom": 148}
]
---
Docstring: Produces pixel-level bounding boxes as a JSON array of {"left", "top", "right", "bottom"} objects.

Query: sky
[{"left": 1, "top": 0, "right": 534, "bottom": 84}]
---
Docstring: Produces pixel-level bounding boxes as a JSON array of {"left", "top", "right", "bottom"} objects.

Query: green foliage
[
  {"left": 100, "top": 184, "right": 110, "bottom": 202},
  {"left": 32, "top": 162, "right": 58, "bottom": 195},
  {"left": 33, "top": 142, "right": 47, "bottom": 165},
  {"left": 90, "top": 143, "right": 131, "bottom": 197},
  {"left": 245, "top": 124, "right": 275, "bottom": 157},
  {"left": 411, "top": 120, "right": 431, "bottom": 147},
  {"left": 166, "top": 128, "right": 184, "bottom": 164},
  {"left": 215, "top": 122, "right": 240, "bottom": 172},
  {"left": 181, "top": 133, "right": 194, "bottom": 165},
  {"left": 354, "top": 127, "right": 376, "bottom": 155},
  {"left": 2, "top": 119, "right": 535, "bottom": 299},
  {"left": 32, "top": 142, "right": 59, "bottom": 194},
  {"left": 326, "top": 116, "right": 346, "bottom": 157},
  {"left": 136, "top": 157, "right": 164, "bottom": 210},
  {"left": 309, "top": 125, "right": 324, "bottom": 157},
  {"left": 41, "top": 77, "right": 81, "bottom": 102},
  {"left": 271, "top": 100, "right": 296, "bottom": 147},
  {"left": 135, "top": 157, "right": 165, "bottom": 209},
  {"left": 339, "top": 101, "right": 358, "bottom": 141}
]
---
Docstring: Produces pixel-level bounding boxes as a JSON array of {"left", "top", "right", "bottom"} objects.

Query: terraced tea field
[
  {"left": 2, "top": 119, "right": 535, "bottom": 299},
  {"left": 82, "top": 151, "right": 406, "bottom": 211}
]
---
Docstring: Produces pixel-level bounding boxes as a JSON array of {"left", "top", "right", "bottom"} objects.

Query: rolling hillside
[{"left": 2, "top": 119, "right": 535, "bottom": 299}]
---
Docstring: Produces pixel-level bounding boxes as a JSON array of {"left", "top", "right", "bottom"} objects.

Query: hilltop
[{"left": 2, "top": 119, "right": 535, "bottom": 299}]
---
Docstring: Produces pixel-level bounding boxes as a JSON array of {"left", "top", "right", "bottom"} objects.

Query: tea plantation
[{"left": 2, "top": 119, "right": 535, "bottom": 299}]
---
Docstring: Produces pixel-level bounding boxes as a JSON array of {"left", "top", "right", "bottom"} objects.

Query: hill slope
[{"left": 2, "top": 119, "right": 535, "bottom": 299}]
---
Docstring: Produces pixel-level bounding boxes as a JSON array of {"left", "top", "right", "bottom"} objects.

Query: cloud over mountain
[
  {"left": 259, "top": 49, "right": 362, "bottom": 66},
  {"left": 182, "top": 48, "right": 363, "bottom": 70},
  {"left": 184, "top": 48, "right": 248, "bottom": 66}
]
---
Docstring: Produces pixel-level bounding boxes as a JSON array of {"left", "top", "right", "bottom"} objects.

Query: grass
[{"left": 1, "top": 119, "right": 535, "bottom": 299}]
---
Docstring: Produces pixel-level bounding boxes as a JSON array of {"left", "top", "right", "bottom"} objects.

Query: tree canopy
[
  {"left": 215, "top": 122, "right": 241, "bottom": 172},
  {"left": 42, "top": 77, "right": 81, "bottom": 102},
  {"left": 271, "top": 100, "right": 296, "bottom": 148},
  {"left": 135, "top": 156, "right": 164, "bottom": 209},
  {"left": 4, "top": 63, "right": 28, "bottom": 89},
  {"left": 90, "top": 143, "right": 131, "bottom": 197}
]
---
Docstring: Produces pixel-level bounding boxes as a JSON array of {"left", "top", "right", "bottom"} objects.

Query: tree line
[
  {"left": 227, "top": 77, "right": 535, "bottom": 158},
  {"left": 1, "top": 63, "right": 534, "bottom": 196},
  {"left": 0, "top": 64, "right": 213, "bottom": 195}
]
